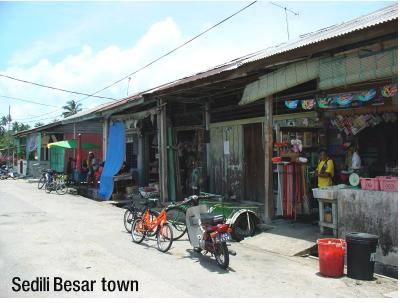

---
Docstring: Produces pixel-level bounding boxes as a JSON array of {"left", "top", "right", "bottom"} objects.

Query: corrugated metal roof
[
  {"left": 14, "top": 121, "right": 61, "bottom": 137},
  {"left": 38, "top": 3, "right": 398, "bottom": 122},
  {"left": 61, "top": 101, "right": 114, "bottom": 123},
  {"left": 241, "top": 3, "right": 398, "bottom": 64}
]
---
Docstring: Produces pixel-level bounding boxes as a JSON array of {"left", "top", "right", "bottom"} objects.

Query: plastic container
[
  {"left": 346, "top": 232, "right": 379, "bottom": 280},
  {"left": 360, "top": 178, "right": 380, "bottom": 191},
  {"left": 317, "top": 238, "right": 346, "bottom": 277},
  {"left": 376, "top": 176, "right": 398, "bottom": 192}
]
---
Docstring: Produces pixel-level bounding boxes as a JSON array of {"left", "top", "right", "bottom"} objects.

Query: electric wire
[
  {"left": 76, "top": 0, "right": 258, "bottom": 103},
  {"left": 0, "top": 94, "right": 60, "bottom": 108},
  {"left": 0, "top": 74, "right": 118, "bottom": 101}
]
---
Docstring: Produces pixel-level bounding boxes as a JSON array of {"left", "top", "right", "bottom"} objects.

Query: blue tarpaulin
[{"left": 99, "top": 121, "right": 126, "bottom": 200}]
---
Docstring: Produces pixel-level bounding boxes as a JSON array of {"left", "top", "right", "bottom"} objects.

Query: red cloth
[{"left": 76, "top": 134, "right": 82, "bottom": 171}]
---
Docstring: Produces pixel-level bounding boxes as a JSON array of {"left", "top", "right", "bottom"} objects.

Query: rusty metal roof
[
  {"left": 241, "top": 3, "right": 398, "bottom": 64},
  {"left": 52, "top": 3, "right": 399, "bottom": 121}
]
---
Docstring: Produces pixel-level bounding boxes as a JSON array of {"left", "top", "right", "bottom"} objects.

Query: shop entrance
[
  {"left": 175, "top": 128, "right": 205, "bottom": 199},
  {"left": 243, "top": 123, "right": 265, "bottom": 202}
]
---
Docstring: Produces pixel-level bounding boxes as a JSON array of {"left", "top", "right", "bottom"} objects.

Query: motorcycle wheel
[
  {"left": 156, "top": 223, "right": 173, "bottom": 253},
  {"left": 214, "top": 242, "right": 229, "bottom": 269},
  {"left": 131, "top": 218, "right": 146, "bottom": 244},
  {"left": 38, "top": 176, "right": 46, "bottom": 189},
  {"left": 166, "top": 207, "right": 187, "bottom": 240}
]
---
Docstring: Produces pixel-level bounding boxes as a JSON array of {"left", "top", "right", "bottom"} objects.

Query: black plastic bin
[{"left": 346, "top": 232, "right": 379, "bottom": 280}]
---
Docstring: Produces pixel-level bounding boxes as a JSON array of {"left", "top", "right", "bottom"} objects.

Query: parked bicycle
[
  {"left": 123, "top": 198, "right": 158, "bottom": 233},
  {"left": 38, "top": 169, "right": 55, "bottom": 189},
  {"left": 165, "top": 193, "right": 221, "bottom": 241},
  {"left": 44, "top": 173, "right": 68, "bottom": 195},
  {"left": 131, "top": 206, "right": 174, "bottom": 253}
]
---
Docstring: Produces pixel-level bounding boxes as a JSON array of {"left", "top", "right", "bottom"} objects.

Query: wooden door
[{"left": 243, "top": 123, "right": 265, "bottom": 202}]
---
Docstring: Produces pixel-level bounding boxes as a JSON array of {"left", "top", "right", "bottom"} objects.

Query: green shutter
[
  {"left": 50, "top": 147, "right": 65, "bottom": 173},
  {"left": 319, "top": 48, "right": 398, "bottom": 90}
]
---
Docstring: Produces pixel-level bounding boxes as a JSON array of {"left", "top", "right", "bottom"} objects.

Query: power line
[
  {"left": 0, "top": 94, "right": 60, "bottom": 108},
  {"left": 16, "top": 113, "right": 63, "bottom": 124},
  {"left": 77, "top": 0, "right": 258, "bottom": 103},
  {"left": 15, "top": 108, "right": 63, "bottom": 121},
  {"left": 0, "top": 74, "right": 118, "bottom": 101}
]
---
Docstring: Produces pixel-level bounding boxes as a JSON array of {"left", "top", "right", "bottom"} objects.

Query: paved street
[{"left": 0, "top": 179, "right": 397, "bottom": 298}]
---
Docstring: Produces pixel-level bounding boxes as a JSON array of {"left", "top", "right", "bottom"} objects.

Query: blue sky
[{"left": 0, "top": 1, "right": 395, "bottom": 124}]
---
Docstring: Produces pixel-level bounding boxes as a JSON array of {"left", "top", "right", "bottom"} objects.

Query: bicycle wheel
[
  {"left": 38, "top": 176, "right": 46, "bottom": 189},
  {"left": 124, "top": 209, "right": 134, "bottom": 233},
  {"left": 45, "top": 183, "right": 52, "bottom": 193},
  {"left": 131, "top": 218, "right": 146, "bottom": 244},
  {"left": 156, "top": 223, "right": 173, "bottom": 252},
  {"left": 166, "top": 207, "right": 187, "bottom": 240},
  {"left": 56, "top": 182, "right": 68, "bottom": 195}
]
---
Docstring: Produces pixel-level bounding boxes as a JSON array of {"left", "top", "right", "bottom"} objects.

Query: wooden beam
[
  {"left": 264, "top": 96, "right": 274, "bottom": 222},
  {"left": 159, "top": 99, "right": 168, "bottom": 203},
  {"left": 102, "top": 118, "right": 109, "bottom": 160},
  {"left": 205, "top": 100, "right": 211, "bottom": 191}
]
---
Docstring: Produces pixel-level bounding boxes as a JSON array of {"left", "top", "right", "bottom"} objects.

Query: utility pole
[{"left": 7, "top": 105, "right": 11, "bottom": 168}]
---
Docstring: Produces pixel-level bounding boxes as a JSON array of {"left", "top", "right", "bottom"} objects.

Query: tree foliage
[{"left": 62, "top": 100, "right": 82, "bottom": 118}]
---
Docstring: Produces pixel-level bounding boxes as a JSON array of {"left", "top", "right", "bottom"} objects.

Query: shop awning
[{"left": 47, "top": 139, "right": 100, "bottom": 150}]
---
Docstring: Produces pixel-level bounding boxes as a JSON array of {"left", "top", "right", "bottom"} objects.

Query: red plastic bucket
[{"left": 317, "top": 238, "right": 346, "bottom": 277}]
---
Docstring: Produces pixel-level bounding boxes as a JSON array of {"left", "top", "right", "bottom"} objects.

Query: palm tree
[
  {"left": 11, "top": 122, "right": 20, "bottom": 132},
  {"left": 34, "top": 122, "right": 44, "bottom": 128},
  {"left": 62, "top": 100, "right": 82, "bottom": 118},
  {"left": 1, "top": 116, "right": 8, "bottom": 127}
]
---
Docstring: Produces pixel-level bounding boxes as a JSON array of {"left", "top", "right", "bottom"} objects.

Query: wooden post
[
  {"left": 158, "top": 99, "right": 168, "bottom": 203},
  {"left": 264, "top": 96, "right": 274, "bottom": 223},
  {"left": 205, "top": 100, "right": 211, "bottom": 190},
  {"left": 102, "top": 117, "right": 109, "bottom": 160}
]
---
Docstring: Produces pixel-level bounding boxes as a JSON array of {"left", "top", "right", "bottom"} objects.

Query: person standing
[{"left": 315, "top": 148, "right": 334, "bottom": 188}]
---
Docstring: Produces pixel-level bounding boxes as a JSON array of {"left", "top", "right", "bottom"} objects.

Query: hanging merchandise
[
  {"left": 381, "top": 84, "right": 397, "bottom": 97},
  {"left": 356, "top": 89, "right": 376, "bottom": 102},
  {"left": 301, "top": 99, "right": 316, "bottom": 110},
  {"left": 317, "top": 97, "right": 335, "bottom": 109},
  {"left": 284, "top": 100, "right": 299, "bottom": 109},
  {"left": 352, "top": 151, "right": 361, "bottom": 169},
  {"left": 335, "top": 93, "right": 354, "bottom": 107}
]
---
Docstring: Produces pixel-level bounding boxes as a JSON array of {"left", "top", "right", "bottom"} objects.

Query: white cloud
[{"left": 0, "top": 17, "right": 251, "bottom": 124}]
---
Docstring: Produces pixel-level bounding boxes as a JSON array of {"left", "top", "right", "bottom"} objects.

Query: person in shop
[
  {"left": 65, "top": 157, "right": 75, "bottom": 185},
  {"left": 86, "top": 151, "right": 99, "bottom": 185},
  {"left": 315, "top": 148, "right": 335, "bottom": 188}
]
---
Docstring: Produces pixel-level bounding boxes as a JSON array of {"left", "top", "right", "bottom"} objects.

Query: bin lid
[{"left": 345, "top": 232, "right": 378, "bottom": 244}]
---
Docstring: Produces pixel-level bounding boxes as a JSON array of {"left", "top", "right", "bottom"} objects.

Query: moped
[{"left": 186, "top": 198, "right": 236, "bottom": 269}]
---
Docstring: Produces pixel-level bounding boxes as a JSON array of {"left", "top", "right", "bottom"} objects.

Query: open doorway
[
  {"left": 175, "top": 129, "right": 206, "bottom": 199},
  {"left": 243, "top": 123, "right": 265, "bottom": 202}
]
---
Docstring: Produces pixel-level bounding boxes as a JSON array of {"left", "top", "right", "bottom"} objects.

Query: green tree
[
  {"left": 62, "top": 100, "right": 82, "bottom": 118},
  {"left": 34, "top": 122, "right": 44, "bottom": 128}
]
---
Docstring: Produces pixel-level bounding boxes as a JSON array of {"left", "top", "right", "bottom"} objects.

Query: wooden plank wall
[{"left": 209, "top": 123, "right": 244, "bottom": 200}]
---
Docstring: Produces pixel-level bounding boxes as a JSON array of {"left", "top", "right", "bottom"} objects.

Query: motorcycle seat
[{"left": 200, "top": 213, "right": 224, "bottom": 225}]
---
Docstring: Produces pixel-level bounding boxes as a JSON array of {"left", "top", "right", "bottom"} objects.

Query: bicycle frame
[{"left": 142, "top": 209, "right": 168, "bottom": 233}]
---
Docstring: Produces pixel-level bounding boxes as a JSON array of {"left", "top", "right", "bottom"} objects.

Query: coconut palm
[{"left": 62, "top": 100, "right": 82, "bottom": 118}]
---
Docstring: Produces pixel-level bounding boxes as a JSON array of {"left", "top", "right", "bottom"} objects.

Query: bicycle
[
  {"left": 131, "top": 206, "right": 174, "bottom": 253},
  {"left": 123, "top": 197, "right": 158, "bottom": 234},
  {"left": 165, "top": 193, "right": 222, "bottom": 241},
  {"left": 45, "top": 173, "right": 68, "bottom": 195},
  {"left": 38, "top": 169, "right": 55, "bottom": 189}
]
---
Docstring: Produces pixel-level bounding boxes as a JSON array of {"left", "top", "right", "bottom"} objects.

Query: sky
[{"left": 0, "top": 0, "right": 395, "bottom": 126}]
